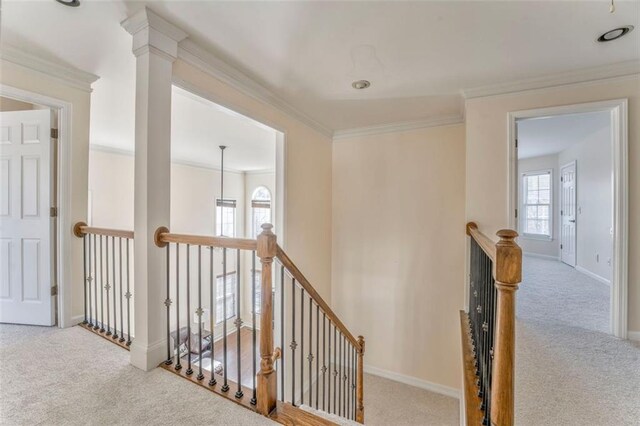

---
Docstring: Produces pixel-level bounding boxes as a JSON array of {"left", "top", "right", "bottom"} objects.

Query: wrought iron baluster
[
  {"left": 118, "top": 238, "right": 125, "bottom": 342},
  {"left": 165, "top": 245, "right": 172, "bottom": 365},
  {"left": 235, "top": 248, "right": 243, "bottom": 398},
  {"left": 339, "top": 333, "right": 343, "bottom": 417},
  {"left": 300, "top": 287, "right": 304, "bottom": 405},
  {"left": 221, "top": 247, "right": 229, "bottom": 392},
  {"left": 308, "top": 295, "right": 313, "bottom": 406},
  {"left": 105, "top": 236, "right": 111, "bottom": 336},
  {"left": 315, "top": 303, "right": 319, "bottom": 409},
  {"left": 323, "top": 312, "right": 326, "bottom": 412},
  {"left": 82, "top": 234, "right": 88, "bottom": 324},
  {"left": 209, "top": 246, "right": 216, "bottom": 386},
  {"left": 279, "top": 265, "right": 284, "bottom": 403},
  {"left": 251, "top": 252, "right": 258, "bottom": 405},
  {"left": 333, "top": 323, "right": 337, "bottom": 414},
  {"left": 87, "top": 234, "right": 93, "bottom": 327},
  {"left": 112, "top": 236, "right": 118, "bottom": 340},
  {"left": 99, "top": 235, "right": 105, "bottom": 333},
  {"left": 186, "top": 244, "right": 193, "bottom": 376},
  {"left": 175, "top": 243, "right": 182, "bottom": 371},
  {"left": 197, "top": 246, "right": 205, "bottom": 381},
  {"left": 290, "top": 277, "right": 296, "bottom": 405},
  {"left": 125, "top": 238, "right": 131, "bottom": 346}
]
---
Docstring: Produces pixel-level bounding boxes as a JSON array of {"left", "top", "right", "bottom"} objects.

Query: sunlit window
[{"left": 522, "top": 171, "right": 552, "bottom": 238}]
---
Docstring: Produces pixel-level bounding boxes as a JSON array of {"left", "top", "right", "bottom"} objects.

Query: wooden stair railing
[
  {"left": 154, "top": 223, "right": 365, "bottom": 425},
  {"left": 462, "top": 222, "right": 521, "bottom": 426},
  {"left": 73, "top": 222, "right": 135, "bottom": 350}
]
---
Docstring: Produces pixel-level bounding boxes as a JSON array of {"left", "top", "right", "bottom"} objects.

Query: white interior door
[
  {"left": 0, "top": 109, "right": 55, "bottom": 325},
  {"left": 560, "top": 161, "right": 577, "bottom": 267}
]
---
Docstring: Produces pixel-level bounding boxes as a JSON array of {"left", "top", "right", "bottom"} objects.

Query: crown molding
[
  {"left": 0, "top": 45, "right": 99, "bottom": 93},
  {"left": 462, "top": 60, "right": 640, "bottom": 99},
  {"left": 177, "top": 39, "right": 333, "bottom": 138},
  {"left": 332, "top": 113, "right": 464, "bottom": 140}
]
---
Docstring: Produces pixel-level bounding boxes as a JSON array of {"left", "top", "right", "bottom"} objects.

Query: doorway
[
  {"left": 508, "top": 99, "right": 628, "bottom": 338},
  {"left": 0, "top": 96, "right": 57, "bottom": 326}
]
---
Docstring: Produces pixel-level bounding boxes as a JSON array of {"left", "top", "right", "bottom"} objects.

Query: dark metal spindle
[
  {"left": 175, "top": 244, "right": 182, "bottom": 371},
  {"left": 82, "top": 234, "right": 88, "bottom": 324},
  {"left": 308, "top": 295, "right": 313, "bottom": 406},
  {"left": 235, "top": 249, "right": 243, "bottom": 398},
  {"left": 118, "top": 238, "right": 124, "bottom": 342},
  {"left": 279, "top": 265, "right": 284, "bottom": 403},
  {"left": 125, "top": 238, "right": 131, "bottom": 346},
  {"left": 333, "top": 323, "right": 337, "bottom": 414},
  {"left": 221, "top": 247, "right": 229, "bottom": 392},
  {"left": 209, "top": 246, "right": 217, "bottom": 386},
  {"left": 315, "top": 303, "right": 319, "bottom": 409},
  {"left": 339, "top": 332, "right": 343, "bottom": 416},
  {"left": 323, "top": 312, "right": 327, "bottom": 411},
  {"left": 251, "top": 252, "right": 258, "bottom": 405},
  {"left": 105, "top": 236, "right": 111, "bottom": 336},
  {"left": 186, "top": 244, "right": 193, "bottom": 376},
  {"left": 93, "top": 235, "right": 99, "bottom": 330},
  {"left": 112, "top": 236, "right": 118, "bottom": 340},
  {"left": 300, "top": 287, "right": 304, "bottom": 405},
  {"left": 99, "top": 235, "right": 105, "bottom": 333},
  {"left": 290, "top": 277, "right": 296, "bottom": 405},
  {"left": 165, "top": 245, "right": 172, "bottom": 365},
  {"left": 88, "top": 234, "right": 93, "bottom": 327},
  {"left": 197, "top": 246, "right": 205, "bottom": 381}
]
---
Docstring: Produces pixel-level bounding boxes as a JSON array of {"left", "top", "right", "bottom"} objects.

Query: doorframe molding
[
  {"left": 558, "top": 160, "right": 577, "bottom": 267},
  {"left": 0, "top": 84, "right": 74, "bottom": 328},
  {"left": 507, "top": 98, "right": 629, "bottom": 339}
]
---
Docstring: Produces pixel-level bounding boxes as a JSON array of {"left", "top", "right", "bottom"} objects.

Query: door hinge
[
  {"left": 560, "top": 176, "right": 564, "bottom": 182},
  {"left": 561, "top": 209, "right": 563, "bottom": 216},
  {"left": 515, "top": 208, "right": 518, "bottom": 218},
  {"left": 560, "top": 244, "right": 563, "bottom": 250},
  {"left": 50, "top": 207, "right": 58, "bottom": 218},
  {"left": 51, "top": 285, "right": 58, "bottom": 296},
  {"left": 515, "top": 138, "right": 518, "bottom": 148},
  {"left": 51, "top": 128, "right": 59, "bottom": 139}
]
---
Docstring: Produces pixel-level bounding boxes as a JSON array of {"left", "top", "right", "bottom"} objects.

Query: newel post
[
  {"left": 356, "top": 335, "right": 365, "bottom": 424},
  {"left": 256, "top": 223, "right": 277, "bottom": 416},
  {"left": 490, "top": 229, "right": 521, "bottom": 426}
]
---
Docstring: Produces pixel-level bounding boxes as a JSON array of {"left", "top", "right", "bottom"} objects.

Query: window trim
[
  {"left": 520, "top": 169, "right": 553, "bottom": 241},
  {"left": 215, "top": 197, "right": 237, "bottom": 238}
]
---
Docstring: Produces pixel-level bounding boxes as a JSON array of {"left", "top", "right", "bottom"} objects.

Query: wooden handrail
[
  {"left": 153, "top": 227, "right": 258, "bottom": 251},
  {"left": 73, "top": 222, "right": 134, "bottom": 239},
  {"left": 466, "top": 221, "right": 496, "bottom": 262},
  {"left": 276, "top": 245, "right": 362, "bottom": 352}
]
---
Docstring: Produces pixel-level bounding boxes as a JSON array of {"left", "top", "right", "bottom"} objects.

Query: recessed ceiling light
[
  {"left": 597, "top": 25, "right": 634, "bottom": 42},
  {"left": 56, "top": 0, "right": 81, "bottom": 7},
  {"left": 352, "top": 80, "right": 371, "bottom": 90}
]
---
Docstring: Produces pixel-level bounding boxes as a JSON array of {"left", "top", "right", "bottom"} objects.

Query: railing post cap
[
  {"left": 154, "top": 226, "right": 169, "bottom": 248},
  {"left": 466, "top": 222, "right": 478, "bottom": 236},
  {"left": 260, "top": 223, "right": 274, "bottom": 234},
  {"left": 497, "top": 229, "right": 518, "bottom": 241},
  {"left": 73, "top": 221, "right": 87, "bottom": 238},
  {"left": 357, "top": 335, "right": 365, "bottom": 352}
]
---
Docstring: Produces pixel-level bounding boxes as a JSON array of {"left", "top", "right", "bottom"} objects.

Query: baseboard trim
[
  {"left": 523, "top": 252, "right": 559, "bottom": 261},
  {"left": 364, "top": 364, "right": 459, "bottom": 399},
  {"left": 68, "top": 315, "right": 85, "bottom": 327},
  {"left": 627, "top": 331, "right": 640, "bottom": 342},
  {"left": 575, "top": 266, "right": 611, "bottom": 286}
]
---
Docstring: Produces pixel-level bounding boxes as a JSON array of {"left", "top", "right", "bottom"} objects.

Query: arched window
[
  {"left": 251, "top": 186, "right": 271, "bottom": 314},
  {"left": 251, "top": 186, "right": 271, "bottom": 238}
]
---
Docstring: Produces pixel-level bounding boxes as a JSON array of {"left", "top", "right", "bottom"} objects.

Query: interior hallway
[
  {"left": 0, "top": 324, "right": 459, "bottom": 425},
  {"left": 516, "top": 256, "right": 640, "bottom": 425}
]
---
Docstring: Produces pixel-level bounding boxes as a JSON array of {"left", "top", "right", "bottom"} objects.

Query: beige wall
[
  {"left": 1, "top": 59, "right": 92, "bottom": 324},
  {"left": 465, "top": 75, "right": 640, "bottom": 333},
  {"left": 172, "top": 60, "right": 333, "bottom": 302},
  {"left": 332, "top": 124, "right": 466, "bottom": 391},
  {"left": 0, "top": 96, "right": 35, "bottom": 111}
]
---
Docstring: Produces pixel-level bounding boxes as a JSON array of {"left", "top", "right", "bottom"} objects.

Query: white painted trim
[
  {"left": 0, "top": 84, "right": 74, "bottom": 329},
  {"left": 333, "top": 114, "right": 464, "bottom": 140},
  {"left": 177, "top": 39, "right": 332, "bottom": 138},
  {"left": 463, "top": 60, "right": 640, "bottom": 99},
  {"left": 364, "top": 364, "right": 459, "bottom": 399},
  {"left": 628, "top": 331, "right": 640, "bottom": 342},
  {"left": 523, "top": 252, "right": 559, "bottom": 262},
  {"left": 508, "top": 99, "right": 628, "bottom": 339},
  {"left": 575, "top": 266, "right": 611, "bottom": 286},
  {"left": 0, "top": 46, "right": 99, "bottom": 93}
]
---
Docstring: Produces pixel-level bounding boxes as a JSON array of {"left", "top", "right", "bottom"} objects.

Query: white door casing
[
  {"left": 560, "top": 161, "right": 577, "bottom": 268},
  {"left": 0, "top": 109, "right": 54, "bottom": 325}
]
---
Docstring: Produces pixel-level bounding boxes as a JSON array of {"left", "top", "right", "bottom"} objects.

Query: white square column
[{"left": 122, "top": 7, "right": 186, "bottom": 371}]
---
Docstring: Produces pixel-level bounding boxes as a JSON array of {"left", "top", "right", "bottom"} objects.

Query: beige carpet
[
  {"left": 0, "top": 324, "right": 459, "bottom": 425},
  {"left": 516, "top": 256, "right": 640, "bottom": 425}
]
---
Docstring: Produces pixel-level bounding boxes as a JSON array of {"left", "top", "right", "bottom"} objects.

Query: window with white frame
[
  {"left": 521, "top": 170, "right": 552, "bottom": 238},
  {"left": 251, "top": 187, "right": 271, "bottom": 238},
  {"left": 216, "top": 271, "right": 236, "bottom": 323},
  {"left": 216, "top": 199, "right": 236, "bottom": 237}
]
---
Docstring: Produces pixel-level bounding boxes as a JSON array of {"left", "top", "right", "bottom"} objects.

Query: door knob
[{"left": 569, "top": 219, "right": 576, "bottom": 223}]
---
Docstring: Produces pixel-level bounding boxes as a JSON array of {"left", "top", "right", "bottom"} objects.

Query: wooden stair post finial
[
  {"left": 356, "top": 335, "right": 365, "bottom": 424},
  {"left": 491, "top": 229, "right": 521, "bottom": 426},
  {"left": 256, "top": 223, "right": 277, "bottom": 416}
]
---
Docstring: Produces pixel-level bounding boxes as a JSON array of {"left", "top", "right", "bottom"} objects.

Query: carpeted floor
[
  {"left": 516, "top": 255, "right": 640, "bottom": 425},
  {"left": 0, "top": 324, "right": 458, "bottom": 425}
]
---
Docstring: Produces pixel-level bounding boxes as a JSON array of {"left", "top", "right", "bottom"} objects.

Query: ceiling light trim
[
  {"left": 462, "top": 60, "right": 640, "bottom": 99},
  {"left": 0, "top": 45, "right": 99, "bottom": 93},
  {"left": 177, "top": 39, "right": 333, "bottom": 138},
  {"left": 333, "top": 114, "right": 464, "bottom": 141}
]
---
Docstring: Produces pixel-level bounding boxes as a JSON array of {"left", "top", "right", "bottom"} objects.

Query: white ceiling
[
  {"left": 171, "top": 87, "right": 276, "bottom": 171},
  {"left": 1, "top": 0, "right": 638, "bottom": 156},
  {"left": 517, "top": 111, "right": 611, "bottom": 159}
]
